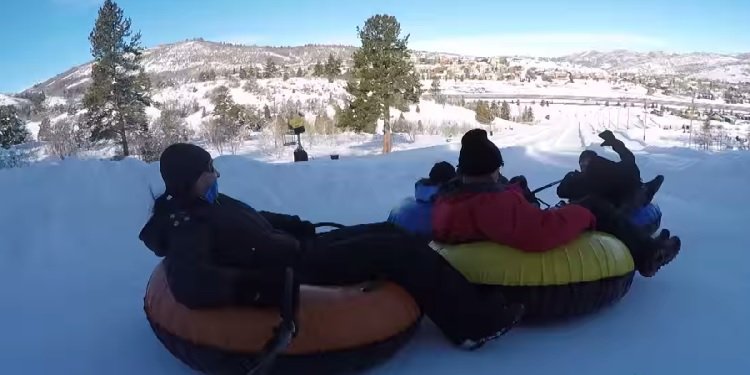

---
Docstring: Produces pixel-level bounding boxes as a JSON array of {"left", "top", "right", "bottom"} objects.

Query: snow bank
[{"left": 1, "top": 139, "right": 749, "bottom": 374}]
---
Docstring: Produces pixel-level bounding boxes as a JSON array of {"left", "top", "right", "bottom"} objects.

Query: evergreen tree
[
  {"left": 416, "top": 104, "right": 421, "bottom": 113},
  {"left": 0, "top": 105, "right": 30, "bottom": 148},
  {"left": 521, "top": 106, "right": 535, "bottom": 123},
  {"left": 239, "top": 67, "right": 248, "bottom": 79},
  {"left": 38, "top": 117, "right": 52, "bottom": 142},
  {"left": 207, "top": 86, "right": 248, "bottom": 153},
  {"left": 490, "top": 101, "right": 500, "bottom": 118},
  {"left": 263, "top": 104, "right": 272, "bottom": 120},
  {"left": 296, "top": 67, "right": 304, "bottom": 77},
  {"left": 82, "top": 0, "right": 151, "bottom": 157},
  {"left": 474, "top": 100, "right": 494, "bottom": 125},
  {"left": 429, "top": 77, "right": 444, "bottom": 104},
  {"left": 324, "top": 53, "right": 342, "bottom": 81},
  {"left": 283, "top": 71, "right": 290, "bottom": 81},
  {"left": 264, "top": 58, "right": 278, "bottom": 78},
  {"left": 500, "top": 101, "right": 511, "bottom": 120},
  {"left": 313, "top": 61, "right": 324, "bottom": 77},
  {"left": 342, "top": 14, "right": 422, "bottom": 152},
  {"left": 198, "top": 69, "right": 217, "bottom": 82}
]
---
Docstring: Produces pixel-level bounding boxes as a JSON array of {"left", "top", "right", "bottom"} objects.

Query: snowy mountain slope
[
  {"left": 690, "top": 63, "right": 750, "bottom": 83},
  {"left": 23, "top": 39, "right": 750, "bottom": 103},
  {"left": 559, "top": 50, "right": 750, "bottom": 81},
  {"left": 0, "top": 94, "right": 27, "bottom": 107},
  {"left": 0, "top": 125, "right": 748, "bottom": 374},
  {"left": 24, "top": 40, "right": 357, "bottom": 98}
]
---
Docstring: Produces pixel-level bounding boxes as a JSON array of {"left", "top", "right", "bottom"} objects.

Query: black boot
[
  {"left": 639, "top": 235, "right": 681, "bottom": 277},
  {"left": 457, "top": 303, "right": 525, "bottom": 351},
  {"left": 656, "top": 228, "right": 670, "bottom": 241},
  {"left": 643, "top": 175, "right": 664, "bottom": 205}
]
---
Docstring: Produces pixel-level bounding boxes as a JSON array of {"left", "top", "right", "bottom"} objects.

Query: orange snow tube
[{"left": 144, "top": 262, "right": 421, "bottom": 374}]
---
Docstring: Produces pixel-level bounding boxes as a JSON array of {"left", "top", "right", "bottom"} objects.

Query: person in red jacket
[
  {"left": 433, "top": 129, "right": 681, "bottom": 277},
  {"left": 433, "top": 129, "right": 596, "bottom": 252}
]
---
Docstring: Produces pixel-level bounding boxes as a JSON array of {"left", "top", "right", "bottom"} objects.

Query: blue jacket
[
  {"left": 387, "top": 181, "right": 440, "bottom": 239},
  {"left": 630, "top": 203, "right": 662, "bottom": 236}
]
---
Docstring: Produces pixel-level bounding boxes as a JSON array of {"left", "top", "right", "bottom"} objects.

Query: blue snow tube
[{"left": 629, "top": 203, "right": 662, "bottom": 236}]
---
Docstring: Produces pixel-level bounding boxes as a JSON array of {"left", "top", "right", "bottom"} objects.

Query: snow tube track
[
  {"left": 431, "top": 232, "right": 635, "bottom": 321},
  {"left": 144, "top": 262, "right": 422, "bottom": 375}
]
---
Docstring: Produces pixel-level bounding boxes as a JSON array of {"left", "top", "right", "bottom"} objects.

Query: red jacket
[{"left": 432, "top": 181, "right": 596, "bottom": 252}]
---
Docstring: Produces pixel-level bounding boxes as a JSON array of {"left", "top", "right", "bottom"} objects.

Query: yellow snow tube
[{"left": 431, "top": 232, "right": 635, "bottom": 320}]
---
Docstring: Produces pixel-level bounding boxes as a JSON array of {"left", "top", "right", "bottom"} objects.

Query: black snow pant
[
  {"left": 575, "top": 196, "right": 657, "bottom": 272},
  {"left": 297, "top": 222, "right": 511, "bottom": 345}
]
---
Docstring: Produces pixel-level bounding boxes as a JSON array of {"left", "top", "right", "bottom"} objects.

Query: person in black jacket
[
  {"left": 139, "top": 143, "right": 524, "bottom": 350},
  {"left": 557, "top": 130, "right": 664, "bottom": 212}
]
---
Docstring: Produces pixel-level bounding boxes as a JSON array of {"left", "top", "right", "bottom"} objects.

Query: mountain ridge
[{"left": 21, "top": 39, "right": 750, "bottom": 97}]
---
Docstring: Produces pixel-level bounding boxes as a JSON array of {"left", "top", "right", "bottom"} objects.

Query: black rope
[
  {"left": 531, "top": 179, "right": 563, "bottom": 195},
  {"left": 244, "top": 267, "right": 298, "bottom": 375}
]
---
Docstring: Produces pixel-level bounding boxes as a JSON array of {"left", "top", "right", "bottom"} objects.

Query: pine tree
[
  {"left": 0, "top": 105, "right": 30, "bottom": 148},
  {"left": 490, "top": 101, "right": 500, "bottom": 118},
  {"left": 324, "top": 53, "right": 342, "bottom": 81},
  {"left": 526, "top": 106, "right": 535, "bottom": 122},
  {"left": 416, "top": 104, "right": 421, "bottom": 113},
  {"left": 342, "top": 14, "right": 422, "bottom": 152},
  {"left": 207, "top": 86, "right": 247, "bottom": 154},
  {"left": 429, "top": 77, "right": 444, "bottom": 104},
  {"left": 474, "top": 100, "right": 494, "bottom": 125},
  {"left": 296, "top": 67, "right": 304, "bottom": 77},
  {"left": 283, "top": 71, "right": 290, "bottom": 81},
  {"left": 313, "top": 61, "right": 324, "bottom": 77},
  {"left": 82, "top": 0, "right": 151, "bottom": 157},
  {"left": 263, "top": 104, "right": 272, "bottom": 120},
  {"left": 500, "top": 101, "right": 511, "bottom": 120},
  {"left": 264, "top": 58, "right": 278, "bottom": 78}
]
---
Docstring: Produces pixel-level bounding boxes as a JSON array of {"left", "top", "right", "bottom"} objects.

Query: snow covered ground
[
  {"left": 437, "top": 79, "right": 649, "bottom": 99},
  {"left": 0, "top": 93, "right": 26, "bottom": 106},
  {"left": 1, "top": 111, "right": 749, "bottom": 374},
  {"left": 23, "top": 96, "right": 748, "bottom": 165}
]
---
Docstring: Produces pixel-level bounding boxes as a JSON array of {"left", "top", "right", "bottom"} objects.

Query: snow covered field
[
  {"left": 20, "top": 95, "right": 748, "bottom": 166},
  {"left": 1, "top": 112, "right": 749, "bottom": 374}
]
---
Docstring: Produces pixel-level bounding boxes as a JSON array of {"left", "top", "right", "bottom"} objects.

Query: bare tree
[{"left": 47, "top": 117, "right": 81, "bottom": 160}]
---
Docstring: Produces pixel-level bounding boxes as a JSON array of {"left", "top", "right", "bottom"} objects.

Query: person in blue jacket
[{"left": 388, "top": 161, "right": 457, "bottom": 239}]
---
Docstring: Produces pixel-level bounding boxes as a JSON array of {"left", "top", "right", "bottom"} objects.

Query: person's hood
[
  {"left": 138, "top": 194, "right": 212, "bottom": 257},
  {"left": 414, "top": 179, "right": 440, "bottom": 203}
]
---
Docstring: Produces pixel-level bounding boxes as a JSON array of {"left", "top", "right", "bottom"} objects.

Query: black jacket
[
  {"left": 139, "top": 193, "right": 314, "bottom": 309},
  {"left": 557, "top": 139, "right": 641, "bottom": 207}
]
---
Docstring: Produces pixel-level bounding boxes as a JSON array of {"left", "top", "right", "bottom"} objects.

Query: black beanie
[
  {"left": 159, "top": 143, "right": 212, "bottom": 198},
  {"left": 579, "top": 150, "right": 597, "bottom": 163},
  {"left": 458, "top": 129, "right": 503, "bottom": 176},
  {"left": 428, "top": 161, "right": 457, "bottom": 185}
]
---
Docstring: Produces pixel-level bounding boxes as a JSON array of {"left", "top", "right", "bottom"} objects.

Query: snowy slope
[
  {"left": 560, "top": 50, "right": 748, "bottom": 77},
  {"left": 24, "top": 40, "right": 357, "bottom": 98},
  {"left": 690, "top": 64, "right": 750, "bottom": 83},
  {"left": 1, "top": 114, "right": 749, "bottom": 374},
  {"left": 0, "top": 94, "right": 25, "bottom": 106}
]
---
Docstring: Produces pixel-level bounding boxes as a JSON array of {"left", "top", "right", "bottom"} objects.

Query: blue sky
[{"left": 1, "top": 0, "right": 748, "bottom": 92}]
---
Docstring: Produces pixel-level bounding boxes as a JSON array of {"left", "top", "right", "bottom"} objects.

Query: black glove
[
  {"left": 599, "top": 130, "right": 616, "bottom": 147},
  {"left": 509, "top": 175, "right": 537, "bottom": 206},
  {"left": 509, "top": 175, "right": 529, "bottom": 190}
]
